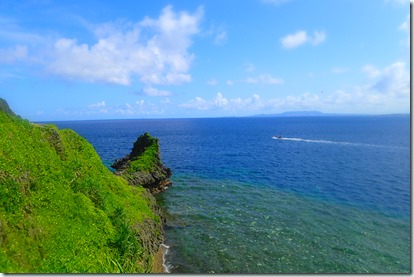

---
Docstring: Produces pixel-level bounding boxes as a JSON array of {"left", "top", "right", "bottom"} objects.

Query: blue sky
[{"left": 0, "top": 0, "right": 410, "bottom": 120}]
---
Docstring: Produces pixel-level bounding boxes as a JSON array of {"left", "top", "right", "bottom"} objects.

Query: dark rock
[{"left": 111, "top": 133, "right": 172, "bottom": 194}]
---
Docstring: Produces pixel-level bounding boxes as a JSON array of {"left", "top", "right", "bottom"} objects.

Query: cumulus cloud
[
  {"left": 280, "top": 30, "right": 326, "bottom": 49},
  {"left": 179, "top": 92, "right": 320, "bottom": 112},
  {"left": 180, "top": 61, "right": 409, "bottom": 114},
  {"left": 280, "top": 30, "right": 307, "bottom": 49},
  {"left": 83, "top": 100, "right": 165, "bottom": 117},
  {"left": 246, "top": 74, "right": 284, "bottom": 85},
  {"left": 46, "top": 5, "right": 203, "bottom": 85},
  {"left": 180, "top": 92, "right": 262, "bottom": 111},
  {"left": 323, "top": 61, "right": 409, "bottom": 112},
  {"left": 363, "top": 61, "right": 409, "bottom": 97},
  {"left": 88, "top": 101, "right": 106, "bottom": 108}
]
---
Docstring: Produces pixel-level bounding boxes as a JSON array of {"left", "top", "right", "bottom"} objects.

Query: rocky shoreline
[{"left": 111, "top": 132, "right": 173, "bottom": 273}]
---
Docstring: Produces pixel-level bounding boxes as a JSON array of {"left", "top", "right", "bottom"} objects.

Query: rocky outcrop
[{"left": 111, "top": 132, "right": 172, "bottom": 194}]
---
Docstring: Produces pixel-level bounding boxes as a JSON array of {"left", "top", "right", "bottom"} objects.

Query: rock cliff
[{"left": 111, "top": 133, "right": 172, "bottom": 194}]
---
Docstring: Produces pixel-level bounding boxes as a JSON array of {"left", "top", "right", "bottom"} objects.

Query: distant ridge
[{"left": 250, "top": 111, "right": 409, "bottom": 118}]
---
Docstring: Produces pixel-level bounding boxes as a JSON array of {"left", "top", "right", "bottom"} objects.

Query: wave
[
  {"left": 160, "top": 243, "right": 172, "bottom": 273},
  {"left": 272, "top": 136, "right": 401, "bottom": 149}
]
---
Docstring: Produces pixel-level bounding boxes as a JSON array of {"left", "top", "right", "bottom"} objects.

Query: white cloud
[
  {"left": 180, "top": 92, "right": 263, "bottom": 111},
  {"left": 226, "top": 80, "right": 234, "bottom": 86},
  {"left": 111, "top": 100, "right": 165, "bottom": 116},
  {"left": 280, "top": 30, "right": 308, "bottom": 49},
  {"left": 88, "top": 101, "right": 106, "bottom": 108},
  {"left": 365, "top": 61, "right": 409, "bottom": 97},
  {"left": 207, "top": 78, "right": 218, "bottom": 86},
  {"left": 180, "top": 61, "right": 409, "bottom": 114},
  {"left": 246, "top": 74, "right": 284, "bottom": 85},
  {"left": 46, "top": 5, "right": 203, "bottom": 85},
  {"left": 142, "top": 86, "right": 172, "bottom": 97},
  {"left": 179, "top": 92, "right": 321, "bottom": 112},
  {"left": 323, "top": 61, "right": 409, "bottom": 112},
  {"left": 281, "top": 30, "right": 326, "bottom": 49}
]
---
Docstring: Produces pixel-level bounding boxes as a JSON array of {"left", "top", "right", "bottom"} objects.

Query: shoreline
[{"left": 151, "top": 243, "right": 171, "bottom": 273}]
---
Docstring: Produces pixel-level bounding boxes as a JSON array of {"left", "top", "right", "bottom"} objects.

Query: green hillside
[{"left": 0, "top": 100, "right": 163, "bottom": 273}]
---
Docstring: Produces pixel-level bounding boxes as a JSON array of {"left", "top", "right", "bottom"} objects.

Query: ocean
[{"left": 51, "top": 115, "right": 411, "bottom": 273}]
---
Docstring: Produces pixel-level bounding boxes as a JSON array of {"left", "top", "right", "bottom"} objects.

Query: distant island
[{"left": 249, "top": 111, "right": 409, "bottom": 117}]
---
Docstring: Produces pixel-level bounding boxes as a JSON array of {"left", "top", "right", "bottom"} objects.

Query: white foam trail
[
  {"left": 281, "top": 137, "right": 343, "bottom": 144},
  {"left": 272, "top": 136, "right": 393, "bottom": 148},
  {"left": 160, "top": 243, "right": 172, "bottom": 273}
]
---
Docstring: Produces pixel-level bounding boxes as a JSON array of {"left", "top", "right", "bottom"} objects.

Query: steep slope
[
  {"left": 0, "top": 100, "right": 164, "bottom": 273},
  {"left": 0, "top": 98, "right": 17, "bottom": 117}
]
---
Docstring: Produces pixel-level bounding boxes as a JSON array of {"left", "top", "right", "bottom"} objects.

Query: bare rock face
[{"left": 111, "top": 133, "right": 172, "bottom": 194}]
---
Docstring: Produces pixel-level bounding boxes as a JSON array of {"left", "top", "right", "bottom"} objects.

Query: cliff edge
[
  {"left": 111, "top": 133, "right": 172, "bottom": 194},
  {"left": 0, "top": 99, "right": 165, "bottom": 273}
]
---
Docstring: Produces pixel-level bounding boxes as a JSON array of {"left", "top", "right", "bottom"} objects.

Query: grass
[
  {"left": 129, "top": 141, "right": 159, "bottom": 173},
  {"left": 0, "top": 109, "right": 162, "bottom": 273}
]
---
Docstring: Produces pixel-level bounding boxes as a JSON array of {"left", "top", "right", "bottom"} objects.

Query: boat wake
[
  {"left": 273, "top": 136, "right": 349, "bottom": 145},
  {"left": 272, "top": 136, "right": 391, "bottom": 148}
]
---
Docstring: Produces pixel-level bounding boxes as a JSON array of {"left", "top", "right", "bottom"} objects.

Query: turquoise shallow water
[
  {"left": 156, "top": 175, "right": 410, "bottom": 273},
  {"left": 51, "top": 115, "right": 411, "bottom": 273}
]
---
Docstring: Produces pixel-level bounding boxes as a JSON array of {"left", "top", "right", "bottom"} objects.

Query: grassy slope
[{"left": 0, "top": 111, "right": 161, "bottom": 273}]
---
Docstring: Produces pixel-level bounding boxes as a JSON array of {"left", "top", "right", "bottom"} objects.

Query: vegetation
[
  {"left": 128, "top": 133, "right": 159, "bottom": 173},
  {"left": 0, "top": 98, "right": 17, "bottom": 117},
  {"left": 0, "top": 100, "right": 162, "bottom": 273}
]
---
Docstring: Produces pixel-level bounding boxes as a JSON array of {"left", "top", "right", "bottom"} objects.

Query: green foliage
[
  {"left": 129, "top": 142, "right": 159, "bottom": 173},
  {"left": 0, "top": 98, "right": 17, "bottom": 117},
  {"left": 0, "top": 110, "right": 161, "bottom": 272}
]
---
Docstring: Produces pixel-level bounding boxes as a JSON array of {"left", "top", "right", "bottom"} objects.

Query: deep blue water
[{"left": 50, "top": 115, "right": 411, "bottom": 273}]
